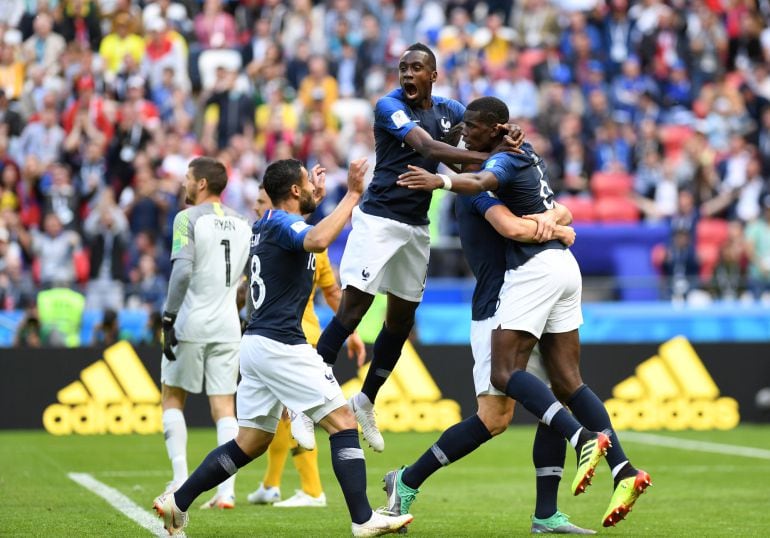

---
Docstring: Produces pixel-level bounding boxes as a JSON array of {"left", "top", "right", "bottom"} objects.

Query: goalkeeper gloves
[{"left": 161, "top": 311, "right": 178, "bottom": 361}]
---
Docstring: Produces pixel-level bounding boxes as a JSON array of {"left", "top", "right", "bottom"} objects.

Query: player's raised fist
[{"left": 346, "top": 157, "right": 369, "bottom": 194}]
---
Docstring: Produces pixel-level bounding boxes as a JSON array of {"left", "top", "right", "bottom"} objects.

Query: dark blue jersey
[
  {"left": 482, "top": 143, "right": 566, "bottom": 270},
  {"left": 360, "top": 88, "right": 465, "bottom": 225},
  {"left": 244, "top": 209, "right": 315, "bottom": 345},
  {"left": 456, "top": 192, "right": 506, "bottom": 321}
]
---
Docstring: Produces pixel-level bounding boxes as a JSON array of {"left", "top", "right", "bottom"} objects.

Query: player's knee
[
  {"left": 490, "top": 367, "right": 515, "bottom": 393},
  {"left": 477, "top": 408, "right": 513, "bottom": 436}
]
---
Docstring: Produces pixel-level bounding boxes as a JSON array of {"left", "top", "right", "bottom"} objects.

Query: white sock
[
  {"left": 355, "top": 392, "right": 373, "bottom": 409},
  {"left": 611, "top": 461, "right": 629, "bottom": 479},
  {"left": 162, "top": 408, "right": 188, "bottom": 484},
  {"left": 569, "top": 427, "right": 583, "bottom": 449},
  {"left": 216, "top": 416, "right": 239, "bottom": 497}
]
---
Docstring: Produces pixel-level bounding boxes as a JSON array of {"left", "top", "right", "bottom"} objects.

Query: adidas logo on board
[
  {"left": 604, "top": 336, "right": 739, "bottom": 431},
  {"left": 43, "top": 341, "right": 162, "bottom": 435}
]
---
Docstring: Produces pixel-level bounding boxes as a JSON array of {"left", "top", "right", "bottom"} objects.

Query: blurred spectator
[
  {"left": 127, "top": 229, "right": 171, "bottom": 280},
  {"left": 83, "top": 193, "right": 129, "bottom": 311},
  {"left": 194, "top": 0, "right": 237, "bottom": 49},
  {"left": 92, "top": 307, "right": 120, "bottom": 346},
  {"left": 40, "top": 163, "right": 80, "bottom": 231},
  {"left": 298, "top": 55, "right": 339, "bottom": 117},
  {"left": 142, "top": 0, "right": 191, "bottom": 36},
  {"left": 126, "top": 252, "right": 167, "bottom": 312},
  {"left": 141, "top": 19, "right": 190, "bottom": 94},
  {"left": 13, "top": 306, "right": 42, "bottom": 348},
  {"left": 16, "top": 106, "right": 64, "bottom": 167},
  {"left": 201, "top": 67, "right": 255, "bottom": 150},
  {"left": 512, "top": 0, "right": 559, "bottom": 50},
  {"left": 21, "top": 13, "right": 66, "bottom": 77},
  {"left": 37, "top": 287, "right": 85, "bottom": 346},
  {"left": 61, "top": 75, "right": 114, "bottom": 146},
  {"left": 662, "top": 224, "right": 701, "bottom": 301},
  {"left": 98, "top": 12, "right": 145, "bottom": 78},
  {"left": 745, "top": 195, "right": 770, "bottom": 300},
  {"left": 120, "top": 166, "right": 169, "bottom": 236},
  {"left": 711, "top": 221, "right": 747, "bottom": 301},
  {"left": 59, "top": 0, "right": 102, "bottom": 52},
  {"left": 107, "top": 104, "right": 152, "bottom": 188},
  {"left": 28, "top": 213, "right": 81, "bottom": 288},
  {"left": 0, "top": 91, "right": 22, "bottom": 138}
]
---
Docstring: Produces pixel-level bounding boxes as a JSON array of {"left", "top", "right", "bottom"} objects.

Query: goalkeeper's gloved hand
[{"left": 161, "top": 311, "right": 178, "bottom": 361}]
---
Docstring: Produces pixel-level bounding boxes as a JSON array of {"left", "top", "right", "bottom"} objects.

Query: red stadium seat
[
  {"left": 74, "top": 250, "right": 90, "bottom": 284},
  {"left": 557, "top": 195, "right": 597, "bottom": 222},
  {"left": 594, "top": 196, "right": 640, "bottom": 222},
  {"left": 697, "top": 242, "right": 720, "bottom": 281},
  {"left": 696, "top": 218, "right": 729, "bottom": 248},
  {"left": 660, "top": 124, "right": 694, "bottom": 161},
  {"left": 590, "top": 172, "right": 633, "bottom": 198}
]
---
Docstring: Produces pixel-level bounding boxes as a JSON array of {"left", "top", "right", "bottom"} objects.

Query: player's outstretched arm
[
  {"left": 397, "top": 165, "right": 499, "bottom": 195},
  {"left": 303, "top": 158, "right": 368, "bottom": 253}
]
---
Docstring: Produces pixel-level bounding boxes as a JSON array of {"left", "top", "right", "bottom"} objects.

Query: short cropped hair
[
  {"left": 262, "top": 159, "right": 304, "bottom": 204},
  {"left": 404, "top": 42, "right": 437, "bottom": 71},
  {"left": 466, "top": 96, "right": 510, "bottom": 126},
  {"left": 188, "top": 157, "right": 228, "bottom": 195}
]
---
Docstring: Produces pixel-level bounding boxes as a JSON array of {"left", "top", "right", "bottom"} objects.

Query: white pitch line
[
  {"left": 622, "top": 432, "right": 770, "bottom": 460},
  {"left": 68, "top": 472, "right": 178, "bottom": 537}
]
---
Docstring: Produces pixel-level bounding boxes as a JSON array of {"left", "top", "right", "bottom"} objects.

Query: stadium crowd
[{"left": 0, "top": 0, "right": 769, "bottom": 345}]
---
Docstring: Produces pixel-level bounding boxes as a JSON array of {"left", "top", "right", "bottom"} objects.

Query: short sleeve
[
  {"left": 276, "top": 215, "right": 312, "bottom": 252},
  {"left": 315, "top": 250, "right": 337, "bottom": 289},
  {"left": 471, "top": 191, "right": 503, "bottom": 216},
  {"left": 447, "top": 99, "right": 466, "bottom": 125},
  {"left": 374, "top": 96, "right": 418, "bottom": 142},
  {"left": 481, "top": 154, "right": 517, "bottom": 190},
  {"left": 171, "top": 210, "right": 195, "bottom": 261}
]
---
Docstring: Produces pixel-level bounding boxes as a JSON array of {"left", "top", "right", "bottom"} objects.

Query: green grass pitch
[{"left": 1, "top": 426, "right": 768, "bottom": 536}]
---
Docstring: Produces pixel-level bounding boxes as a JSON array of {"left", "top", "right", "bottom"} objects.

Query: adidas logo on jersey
[
  {"left": 341, "top": 340, "right": 461, "bottom": 432},
  {"left": 42, "top": 341, "right": 162, "bottom": 436},
  {"left": 604, "top": 336, "right": 739, "bottom": 431}
]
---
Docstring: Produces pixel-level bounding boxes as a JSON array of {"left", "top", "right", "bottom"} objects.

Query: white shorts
[
  {"left": 340, "top": 206, "right": 430, "bottom": 302},
  {"left": 236, "top": 334, "right": 347, "bottom": 433},
  {"left": 496, "top": 249, "right": 583, "bottom": 339},
  {"left": 470, "top": 316, "right": 549, "bottom": 397},
  {"left": 161, "top": 341, "right": 239, "bottom": 395}
]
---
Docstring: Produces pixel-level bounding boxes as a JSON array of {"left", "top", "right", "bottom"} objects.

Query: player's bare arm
[
  {"left": 483, "top": 205, "right": 575, "bottom": 246},
  {"left": 523, "top": 203, "right": 574, "bottom": 242},
  {"left": 303, "top": 158, "right": 368, "bottom": 253},
  {"left": 397, "top": 165, "right": 499, "bottom": 194}
]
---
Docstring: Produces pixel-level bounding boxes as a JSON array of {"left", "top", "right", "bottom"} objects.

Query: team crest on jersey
[
  {"left": 250, "top": 233, "right": 259, "bottom": 248},
  {"left": 440, "top": 117, "right": 451, "bottom": 133}
]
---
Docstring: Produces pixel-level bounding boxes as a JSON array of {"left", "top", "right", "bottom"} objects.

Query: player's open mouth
[{"left": 403, "top": 83, "right": 419, "bottom": 98}]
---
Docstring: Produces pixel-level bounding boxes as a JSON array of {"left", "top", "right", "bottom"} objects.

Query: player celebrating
[
  {"left": 247, "top": 182, "right": 367, "bottom": 508},
  {"left": 383, "top": 184, "right": 596, "bottom": 534},
  {"left": 398, "top": 97, "right": 651, "bottom": 528},
  {"left": 315, "top": 43, "right": 521, "bottom": 452},
  {"left": 153, "top": 158, "right": 413, "bottom": 536},
  {"left": 159, "top": 157, "right": 251, "bottom": 509}
]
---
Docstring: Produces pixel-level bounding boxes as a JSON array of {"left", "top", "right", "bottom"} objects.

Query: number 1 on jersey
[{"left": 221, "top": 239, "right": 231, "bottom": 287}]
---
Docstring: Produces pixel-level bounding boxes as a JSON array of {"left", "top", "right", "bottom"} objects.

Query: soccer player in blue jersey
[
  {"left": 315, "top": 43, "right": 522, "bottom": 452},
  {"left": 398, "top": 96, "right": 651, "bottom": 529},
  {"left": 383, "top": 187, "right": 596, "bottom": 534},
  {"left": 153, "top": 158, "right": 413, "bottom": 537}
]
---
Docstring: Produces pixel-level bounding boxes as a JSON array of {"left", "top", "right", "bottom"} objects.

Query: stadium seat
[
  {"left": 74, "top": 250, "right": 90, "bottom": 284},
  {"left": 557, "top": 195, "right": 597, "bottom": 222},
  {"left": 660, "top": 124, "right": 694, "bottom": 161},
  {"left": 590, "top": 172, "right": 633, "bottom": 198},
  {"left": 697, "top": 242, "right": 720, "bottom": 281},
  {"left": 696, "top": 218, "right": 729, "bottom": 248},
  {"left": 594, "top": 196, "right": 640, "bottom": 222}
]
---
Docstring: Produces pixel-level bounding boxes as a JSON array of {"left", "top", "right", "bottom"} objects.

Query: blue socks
[
  {"left": 505, "top": 370, "right": 585, "bottom": 445},
  {"left": 567, "top": 384, "right": 636, "bottom": 482},
  {"left": 532, "top": 422, "right": 566, "bottom": 519},
  {"left": 401, "top": 414, "right": 492, "bottom": 490},
  {"left": 317, "top": 316, "right": 354, "bottom": 365},
  {"left": 330, "top": 429, "right": 372, "bottom": 524},
  {"left": 361, "top": 324, "right": 409, "bottom": 403},
  {"left": 174, "top": 440, "right": 252, "bottom": 511}
]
